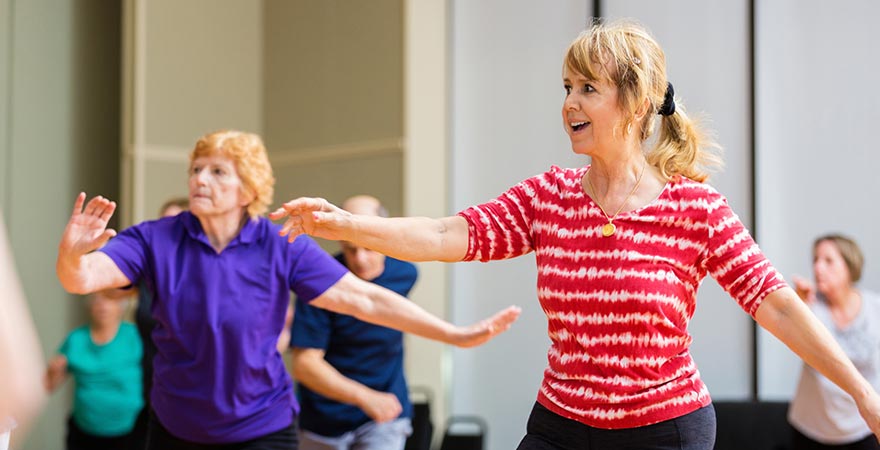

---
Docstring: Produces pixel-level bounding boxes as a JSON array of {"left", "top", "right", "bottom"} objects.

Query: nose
[
  {"left": 563, "top": 94, "right": 579, "bottom": 111},
  {"left": 195, "top": 169, "right": 210, "bottom": 185}
]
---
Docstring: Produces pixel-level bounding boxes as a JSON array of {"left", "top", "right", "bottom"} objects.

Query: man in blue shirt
[{"left": 292, "top": 195, "right": 418, "bottom": 450}]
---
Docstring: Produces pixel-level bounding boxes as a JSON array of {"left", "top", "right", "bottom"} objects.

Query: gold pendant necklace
[{"left": 586, "top": 160, "right": 647, "bottom": 237}]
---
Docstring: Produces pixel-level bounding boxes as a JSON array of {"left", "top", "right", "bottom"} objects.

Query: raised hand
[
  {"left": 59, "top": 193, "right": 117, "bottom": 259},
  {"left": 268, "top": 197, "right": 351, "bottom": 242},
  {"left": 451, "top": 306, "right": 522, "bottom": 348},
  {"left": 791, "top": 275, "right": 816, "bottom": 303}
]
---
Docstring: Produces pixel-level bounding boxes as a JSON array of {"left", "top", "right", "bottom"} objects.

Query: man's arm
[{"left": 291, "top": 348, "right": 402, "bottom": 423}]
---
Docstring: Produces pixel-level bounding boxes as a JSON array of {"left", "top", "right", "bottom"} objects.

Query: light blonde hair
[
  {"left": 814, "top": 234, "right": 864, "bottom": 283},
  {"left": 189, "top": 130, "right": 275, "bottom": 218},
  {"left": 564, "top": 19, "right": 722, "bottom": 182}
]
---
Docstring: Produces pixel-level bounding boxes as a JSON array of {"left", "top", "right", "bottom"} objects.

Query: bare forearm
[
  {"left": 292, "top": 352, "right": 373, "bottom": 407},
  {"left": 349, "top": 216, "right": 467, "bottom": 263},
  {"left": 345, "top": 284, "right": 455, "bottom": 343},
  {"left": 756, "top": 288, "right": 873, "bottom": 402},
  {"left": 313, "top": 274, "right": 456, "bottom": 345},
  {"left": 56, "top": 251, "right": 92, "bottom": 294},
  {"left": 56, "top": 251, "right": 129, "bottom": 295}
]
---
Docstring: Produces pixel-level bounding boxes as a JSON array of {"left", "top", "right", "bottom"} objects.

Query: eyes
[
  {"left": 563, "top": 83, "right": 596, "bottom": 96},
  {"left": 190, "top": 165, "right": 229, "bottom": 177}
]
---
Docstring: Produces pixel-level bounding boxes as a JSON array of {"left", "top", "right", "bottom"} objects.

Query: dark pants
[
  {"left": 146, "top": 412, "right": 298, "bottom": 450},
  {"left": 516, "top": 402, "right": 716, "bottom": 450},
  {"left": 792, "top": 427, "right": 880, "bottom": 450},
  {"left": 128, "top": 407, "right": 149, "bottom": 450},
  {"left": 66, "top": 416, "right": 131, "bottom": 450}
]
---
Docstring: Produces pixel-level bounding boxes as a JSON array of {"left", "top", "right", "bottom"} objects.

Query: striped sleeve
[
  {"left": 702, "top": 187, "right": 787, "bottom": 316},
  {"left": 457, "top": 176, "right": 539, "bottom": 262}
]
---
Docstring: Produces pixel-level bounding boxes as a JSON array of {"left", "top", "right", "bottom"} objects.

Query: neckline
[{"left": 579, "top": 165, "right": 669, "bottom": 219}]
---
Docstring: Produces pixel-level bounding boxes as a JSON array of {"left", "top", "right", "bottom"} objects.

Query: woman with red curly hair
[{"left": 55, "top": 130, "right": 520, "bottom": 450}]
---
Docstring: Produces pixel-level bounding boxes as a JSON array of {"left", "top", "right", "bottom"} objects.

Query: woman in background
[
  {"left": 45, "top": 290, "right": 142, "bottom": 450},
  {"left": 789, "top": 235, "right": 880, "bottom": 450}
]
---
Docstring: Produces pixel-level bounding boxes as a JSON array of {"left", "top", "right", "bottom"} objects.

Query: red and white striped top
[{"left": 458, "top": 165, "right": 787, "bottom": 429}]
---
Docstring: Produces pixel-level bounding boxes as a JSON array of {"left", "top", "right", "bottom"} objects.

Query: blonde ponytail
[{"left": 647, "top": 102, "right": 722, "bottom": 183}]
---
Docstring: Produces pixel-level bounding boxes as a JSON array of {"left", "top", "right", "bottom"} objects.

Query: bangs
[{"left": 564, "top": 30, "right": 616, "bottom": 84}]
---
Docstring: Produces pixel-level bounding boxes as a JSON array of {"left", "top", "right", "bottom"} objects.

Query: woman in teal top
[{"left": 45, "top": 290, "right": 143, "bottom": 450}]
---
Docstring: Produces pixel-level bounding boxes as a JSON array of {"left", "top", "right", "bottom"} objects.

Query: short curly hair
[{"left": 189, "top": 130, "right": 275, "bottom": 218}]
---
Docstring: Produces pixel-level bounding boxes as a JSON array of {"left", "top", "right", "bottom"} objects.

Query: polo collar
[{"left": 180, "top": 211, "right": 260, "bottom": 248}]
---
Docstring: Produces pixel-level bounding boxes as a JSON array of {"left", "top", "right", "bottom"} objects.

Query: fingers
[
  {"left": 71, "top": 192, "right": 86, "bottom": 216},
  {"left": 268, "top": 208, "right": 288, "bottom": 220},
  {"left": 94, "top": 229, "right": 117, "bottom": 249},
  {"left": 269, "top": 197, "right": 324, "bottom": 219},
  {"left": 278, "top": 216, "right": 303, "bottom": 236},
  {"left": 455, "top": 305, "right": 522, "bottom": 348},
  {"left": 488, "top": 305, "right": 522, "bottom": 332},
  {"left": 283, "top": 197, "right": 326, "bottom": 212},
  {"left": 98, "top": 201, "right": 116, "bottom": 223},
  {"left": 82, "top": 195, "right": 115, "bottom": 220}
]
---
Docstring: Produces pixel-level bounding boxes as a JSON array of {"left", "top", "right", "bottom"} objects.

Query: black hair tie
[{"left": 658, "top": 82, "right": 675, "bottom": 116}]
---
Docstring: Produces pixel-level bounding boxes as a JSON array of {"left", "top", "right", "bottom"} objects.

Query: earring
[{"left": 626, "top": 123, "right": 633, "bottom": 135}]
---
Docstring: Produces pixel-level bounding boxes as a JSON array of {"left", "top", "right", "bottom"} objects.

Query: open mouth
[{"left": 570, "top": 121, "right": 590, "bottom": 132}]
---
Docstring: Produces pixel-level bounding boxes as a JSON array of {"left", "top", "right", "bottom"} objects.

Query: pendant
[{"left": 601, "top": 222, "right": 616, "bottom": 237}]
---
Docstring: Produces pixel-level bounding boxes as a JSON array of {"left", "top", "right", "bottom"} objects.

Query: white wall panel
[
  {"left": 756, "top": 0, "right": 880, "bottom": 399},
  {"left": 450, "top": 2, "right": 590, "bottom": 449}
]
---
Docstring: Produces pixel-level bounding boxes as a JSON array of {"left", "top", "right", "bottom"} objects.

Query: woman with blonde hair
[
  {"left": 56, "top": 130, "right": 520, "bottom": 450},
  {"left": 272, "top": 20, "right": 880, "bottom": 449}
]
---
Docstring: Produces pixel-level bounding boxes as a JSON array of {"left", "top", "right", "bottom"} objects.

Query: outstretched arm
[
  {"left": 269, "top": 197, "right": 470, "bottom": 262},
  {"left": 311, "top": 273, "right": 520, "bottom": 348},
  {"left": 291, "top": 347, "right": 403, "bottom": 423},
  {"left": 56, "top": 193, "right": 131, "bottom": 294},
  {"left": 755, "top": 287, "right": 880, "bottom": 440}
]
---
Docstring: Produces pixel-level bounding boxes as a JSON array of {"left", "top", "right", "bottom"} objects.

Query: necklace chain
[{"left": 586, "top": 160, "right": 647, "bottom": 237}]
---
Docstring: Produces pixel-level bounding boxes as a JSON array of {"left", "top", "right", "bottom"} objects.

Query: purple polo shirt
[{"left": 99, "top": 212, "right": 347, "bottom": 444}]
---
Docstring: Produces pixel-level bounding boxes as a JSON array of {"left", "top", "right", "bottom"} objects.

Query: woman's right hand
[
  {"left": 59, "top": 193, "right": 117, "bottom": 259},
  {"left": 269, "top": 197, "right": 352, "bottom": 242}
]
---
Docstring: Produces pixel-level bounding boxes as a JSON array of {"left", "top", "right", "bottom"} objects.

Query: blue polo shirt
[
  {"left": 99, "top": 212, "right": 348, "bottom": 444},
  {"left": 291, "top": 254, "right": 418, "bottom": 437}
]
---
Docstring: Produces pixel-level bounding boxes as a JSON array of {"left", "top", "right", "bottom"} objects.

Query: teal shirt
[{"left": 59, "top": 323, "right": 143, "bottom": 436}]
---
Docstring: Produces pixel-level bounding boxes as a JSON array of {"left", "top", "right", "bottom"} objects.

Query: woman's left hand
[{"left": 450, "top": 306, "right": 522, "bottom": 348}]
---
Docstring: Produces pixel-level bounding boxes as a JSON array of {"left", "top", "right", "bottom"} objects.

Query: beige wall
[
  {"left": 0, "top": 1, "right": 433, "bottom": 447},
  {"left": 263, "top": 0, "right": 404, "bottom": 254},
  {"left": 403, "top": 0, "right": 450, "bottom": 438},
  {"left": 0, "top": 1, "right": 121, "bottom": 449},
  {"left": 124, "top": 0, "right": 264, "bottom": 225}
]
